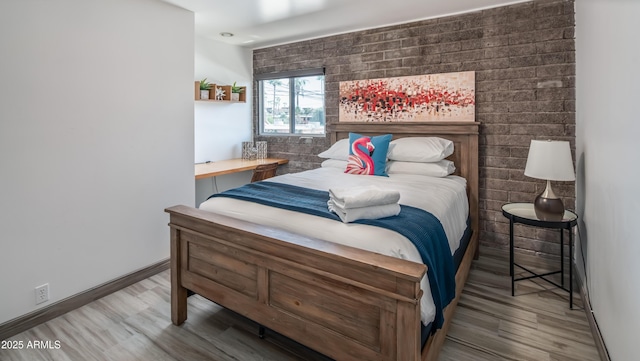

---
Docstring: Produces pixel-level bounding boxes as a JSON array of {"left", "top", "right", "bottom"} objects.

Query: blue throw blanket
[{"left": 209, "top": 181, "right": 455, "bottom": 330}]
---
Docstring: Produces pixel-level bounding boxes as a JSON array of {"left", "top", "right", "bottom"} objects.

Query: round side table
[{"left": 502, "top": 203, "right": 578, "bottom": 308}]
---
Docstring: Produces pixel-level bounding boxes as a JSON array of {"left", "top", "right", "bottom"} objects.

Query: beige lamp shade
[{"left": 524, "top": 140, "right": 575, "bottom": 181}]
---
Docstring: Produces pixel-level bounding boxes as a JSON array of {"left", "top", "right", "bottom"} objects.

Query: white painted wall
[
  {"left": 194, "top": 36, "right": 253, "bottom": 206},
  {"left": 0, "top": 0, "right": 194, "bottom": 324},
  {"left": 575, "top": 1, "right": 640, "bottom": 359}
]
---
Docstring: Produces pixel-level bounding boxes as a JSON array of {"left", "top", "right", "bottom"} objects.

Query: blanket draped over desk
[{"left": 209, "top": 181, "right": 455, "bottom": 330}]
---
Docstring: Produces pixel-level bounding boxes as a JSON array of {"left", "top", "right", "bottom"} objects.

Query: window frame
[{"left": 256, "top": 68, "right": 325, "bottom": 136}]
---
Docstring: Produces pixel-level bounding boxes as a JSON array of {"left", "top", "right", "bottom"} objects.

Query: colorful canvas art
[{"left": 339, "top": 71, "right": 475, "bottom": 122}]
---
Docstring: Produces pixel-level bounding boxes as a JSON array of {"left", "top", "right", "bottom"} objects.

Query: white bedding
[{"left": 199, "top": 167, "right": 469, "bottom": 325}]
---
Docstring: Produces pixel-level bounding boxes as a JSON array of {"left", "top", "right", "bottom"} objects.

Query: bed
[{"left": 165, "top": 121, "right": 479, "bottom": 361}]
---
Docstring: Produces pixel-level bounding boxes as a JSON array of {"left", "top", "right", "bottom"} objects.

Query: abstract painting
[{"left": 339, "top": 71, "right": 475, "bottom": 122}]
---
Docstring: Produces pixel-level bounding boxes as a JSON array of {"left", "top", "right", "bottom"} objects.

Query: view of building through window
[{"left": 260, "top": 74, "right": 325, "bottom": 135}]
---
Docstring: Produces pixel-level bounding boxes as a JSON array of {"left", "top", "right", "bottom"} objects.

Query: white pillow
[
  {"left": 386, "top": 160, "right": 455, "bottom": 177},
  {"left": 317, "top": 138, "right": 349, "bottom": 160},
  {"left": 321, "top": 159, "right": 348, "bottom": 169},
  {"left": 387, "top": 137, "right": 453, "bottom": 162}
]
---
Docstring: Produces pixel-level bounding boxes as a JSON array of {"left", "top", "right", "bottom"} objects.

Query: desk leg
[
  {"left": 510, "top": 218, "right": 514, "bottom": 296},
  {"left": 212, "top": 176, "right": 219, "bottom": 194},
  {"left": 569, "top": 227, "right": 573, "bottom": 309},
  {"left": 560, "top": 229, "right": 564, "bottom": 288}
]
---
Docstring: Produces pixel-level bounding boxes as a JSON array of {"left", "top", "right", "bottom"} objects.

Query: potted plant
[
  {"left": 231, "top": 82, "right": 244, "bottom": 101},
  {"left": 199, "top": 78, "right": 211, "bottom": 100}
]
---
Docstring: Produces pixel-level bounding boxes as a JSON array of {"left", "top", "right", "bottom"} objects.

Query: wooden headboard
[{"left": 328, "top": 121, "right": 480, "bottom": 247}]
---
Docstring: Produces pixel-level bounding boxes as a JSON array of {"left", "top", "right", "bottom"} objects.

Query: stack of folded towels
[{"left": 327, "top": 185, "right": 401, "bottom": 223}]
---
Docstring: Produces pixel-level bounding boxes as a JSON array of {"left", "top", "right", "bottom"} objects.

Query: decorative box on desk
[{"left": 501, "top": 202, "right": 578, "bottom": 308}]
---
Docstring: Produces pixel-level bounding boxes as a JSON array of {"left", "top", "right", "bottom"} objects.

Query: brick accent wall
[{"left": 253, "top": 0, "right": 575, "bottom": 256}]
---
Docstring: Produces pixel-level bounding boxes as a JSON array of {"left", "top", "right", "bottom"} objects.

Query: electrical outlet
[{"left": 35, "top": 284, "right": 49, "bottom": 305}]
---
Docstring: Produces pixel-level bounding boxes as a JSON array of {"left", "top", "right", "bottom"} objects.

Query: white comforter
[{"left": 199, "top": 167, "right": 469, "bottom": 325}]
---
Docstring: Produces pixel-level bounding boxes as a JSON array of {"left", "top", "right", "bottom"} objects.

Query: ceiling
[{"left": 163, "top": 0, "right": 528, "bottom": 49}]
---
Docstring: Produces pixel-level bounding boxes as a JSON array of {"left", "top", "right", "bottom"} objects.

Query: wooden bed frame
[{"left": 166, "top": 122, "right": 479, "bottom": 361}]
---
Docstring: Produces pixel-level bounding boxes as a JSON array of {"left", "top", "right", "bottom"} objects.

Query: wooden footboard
[{"left": 167, "top": 205, "right": 428, "bottom": 361}]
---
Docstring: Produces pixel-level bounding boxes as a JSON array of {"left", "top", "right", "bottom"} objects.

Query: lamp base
[
  {"left": 533, "top": 179, "right": 564, "bottom": 221},
  {"left": 533, "top": 194, "right": 564, "bottom": 221}
]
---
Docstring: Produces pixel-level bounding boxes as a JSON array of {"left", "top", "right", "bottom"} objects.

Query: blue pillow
[{"left": 345, "top": 132, "right": 392, "bottom": 176}]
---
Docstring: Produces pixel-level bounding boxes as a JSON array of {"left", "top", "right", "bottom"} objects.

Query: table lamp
[{"left": 524, "top": 140, "right": 575, "bottom": 221}]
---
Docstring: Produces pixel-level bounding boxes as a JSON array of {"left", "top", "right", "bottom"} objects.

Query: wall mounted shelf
[{"left": 195, "top": 81, "right": 246, "bottom": 103}]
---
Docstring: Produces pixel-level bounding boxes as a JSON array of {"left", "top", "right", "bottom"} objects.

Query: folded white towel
[
  {"left": 328, "top": 199, "right": 401, "bottom": 223},
  {"left": 328, "top": 185, "right": 401, "bottom": 209}
]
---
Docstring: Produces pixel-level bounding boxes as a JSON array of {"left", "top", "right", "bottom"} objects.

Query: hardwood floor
[{"left": 0, "top": 247, "right": 600, "bottom": 361}]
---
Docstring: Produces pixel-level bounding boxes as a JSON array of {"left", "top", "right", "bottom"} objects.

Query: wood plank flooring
[{"left": 0, "top": 247, "right": 600, "bottom": 361}]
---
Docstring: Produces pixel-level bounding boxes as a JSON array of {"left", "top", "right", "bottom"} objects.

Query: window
[{"left": 257, "top": 68, "right": 325, "bottom": 135}]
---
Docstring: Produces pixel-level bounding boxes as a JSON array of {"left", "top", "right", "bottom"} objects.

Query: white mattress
[{"left": 199, "top": 167, "right": 469, "bottom": 325}]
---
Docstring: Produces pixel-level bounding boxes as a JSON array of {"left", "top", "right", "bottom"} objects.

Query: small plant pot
[
  {"left": 231, "top": 92, "right": 240, "bottom": 101},
  {"left": 200, "top": 90, "right": 210, "bottom": 100}
]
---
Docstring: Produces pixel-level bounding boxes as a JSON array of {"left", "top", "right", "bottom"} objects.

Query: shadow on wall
[{"left": 575, "top": 151, "right": 588, "bottom": 292}]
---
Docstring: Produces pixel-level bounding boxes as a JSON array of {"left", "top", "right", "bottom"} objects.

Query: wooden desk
[{"left": 195, "top": 158, "right": 289, "bottom": 180}]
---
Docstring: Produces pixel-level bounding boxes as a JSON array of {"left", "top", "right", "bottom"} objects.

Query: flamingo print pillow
[{"left": 345, "top": 132, "right": 392, "bottom": 176}]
